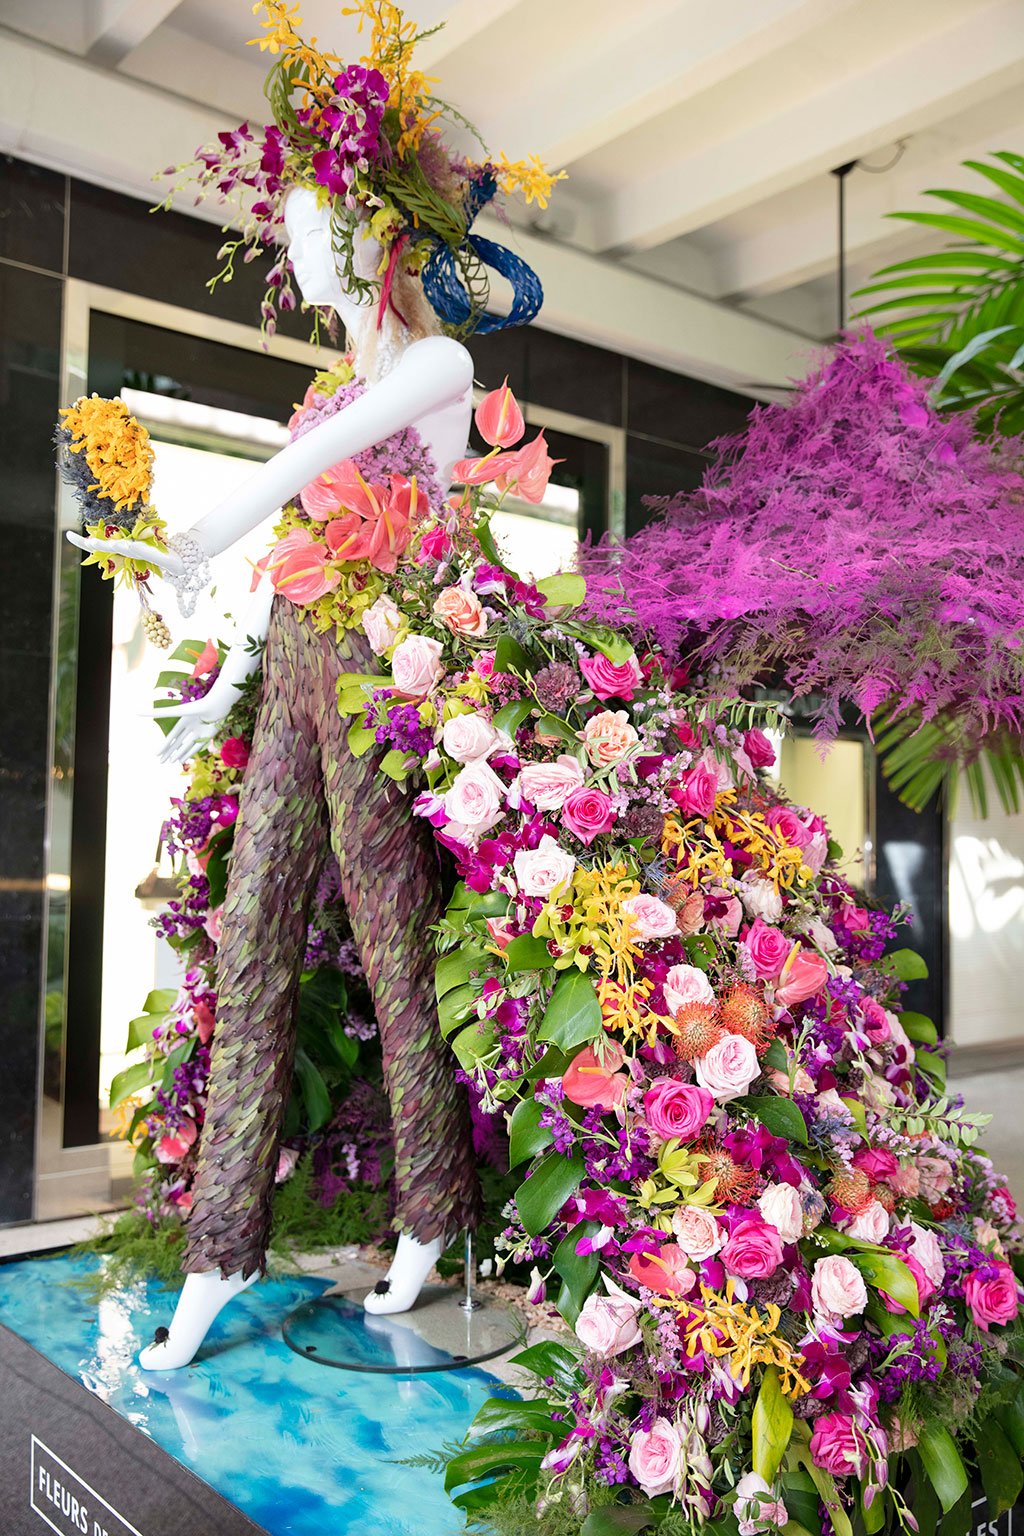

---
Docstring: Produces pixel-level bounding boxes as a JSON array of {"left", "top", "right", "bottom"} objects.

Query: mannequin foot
[
  {"left": 363, "top": 1232, "right": 445, "bottom": 1316},
  {"left": 139, "top": 1268, "right": 258, "bottom": 1370}
]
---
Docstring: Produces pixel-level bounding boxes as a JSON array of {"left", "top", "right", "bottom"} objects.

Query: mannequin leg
[
  {"left": 320, "top": 631, "right": 482, "bottom": 1314},
  {"left": 140, "top": 607, "right": 327, "bottom": 1369}
]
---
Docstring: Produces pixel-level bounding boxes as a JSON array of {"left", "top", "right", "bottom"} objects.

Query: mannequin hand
[
  {"left": 67, "top": 530, "right": 185, "bottom": 578},
  {"left": 144, "top": 678, "right": 242, "bottom": 766}
]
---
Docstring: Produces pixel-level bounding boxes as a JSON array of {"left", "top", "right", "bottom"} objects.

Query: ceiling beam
[
  {"left": 485, "top": 0, "right": 859, "bottom": 171},
  {"left": 85, "top": 0, "right": 184, "bottom": 67},
  {"left": 594, "top": 0, "right": 1024, "bottom": 252},
  {"left": 415, "top": 0, "right": 528, "bottom": 69}
]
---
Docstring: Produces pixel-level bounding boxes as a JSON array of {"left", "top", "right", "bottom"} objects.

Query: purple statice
[
  {"left": 365, "top": 693, "right": 435, "bottom": 757},
  {"left": 580, "top": 331, "right": 1024, "bottom": 751},
  {"left": 290, "top": 377, "right": 442, "bottom": 508}
]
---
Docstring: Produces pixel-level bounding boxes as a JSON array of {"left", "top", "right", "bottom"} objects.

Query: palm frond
[{"left": 873, "top": 706, "right": 1024, "bottom": 816}]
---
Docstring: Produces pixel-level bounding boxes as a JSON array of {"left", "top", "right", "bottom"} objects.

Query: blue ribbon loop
[{"left": 422, "top": 173, "right": 544, "bottom": 335}]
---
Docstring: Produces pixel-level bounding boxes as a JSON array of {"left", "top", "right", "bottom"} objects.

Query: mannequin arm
[{"left": 67, "top": 336, "right": 474, "bottom": 575}]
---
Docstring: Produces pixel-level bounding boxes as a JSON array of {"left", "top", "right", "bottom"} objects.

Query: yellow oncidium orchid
[
  {"left": 109, "top": 1096, "right": 148, "bottom": 1146},
  {"left": 662, "top": 796, "right": 813, "bottom": 894},
  {"left": 657, "top": 1281, "right": 811, "bottom": 1400},
  {"left": 535, "top": 862, "right": 644, "bottom": 982},
  {"left": 485, "top": 153, "right": 568, "bottom": 211},
  {"left": 597, "top": 977, "right": 676, "bottom": 1047}
]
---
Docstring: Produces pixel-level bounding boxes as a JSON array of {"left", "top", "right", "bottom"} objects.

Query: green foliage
[
  {"left": 752, "top": 1366, "right": 793, "bottom": 1484},
  {"left": 854, "top": 152, "right": 1024, "bottom": 435},
  {"left": 515, "top": 1148, "right": 585, "bottom": 1239},
  {"left": 537, "top": 970, "right": 603, "bottom": 1051}
]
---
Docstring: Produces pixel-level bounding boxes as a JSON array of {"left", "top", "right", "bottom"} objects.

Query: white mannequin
[{"left": 69, "top": 188, "right": 475, "bottom": 1368}]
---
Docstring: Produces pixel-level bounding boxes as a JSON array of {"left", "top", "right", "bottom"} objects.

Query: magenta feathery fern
[{"left": 580, "top": 332, "right": 1024, "bottom": 749}]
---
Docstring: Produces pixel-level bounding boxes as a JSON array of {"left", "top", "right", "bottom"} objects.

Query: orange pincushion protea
[
  {"left": 718, "top": 983, "right": 775, "bottom": 1054},
  {"left": 699, "top": 1147, "right": 762, "bottom": 1205},
  {"left": 828, "top": 1168, "right": 873, "bottom": 1215},
  {"left": 672, "top": 1001, "right": 724, "bottom": 1062}
]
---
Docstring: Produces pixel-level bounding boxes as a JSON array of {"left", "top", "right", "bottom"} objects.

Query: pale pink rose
[
  {"left": 663, "top": 964, "right": 715, "bottom": 1014},
  {"left": 360, "top": 593, "right": 403, "bottom": 655},
  {"left": 758, "top": 1183, "right": 804, "bottom": 1243},
  {"left": 628, "top": 1418, "right": 682, "bottom": 1498},
  {"left": 804, "top": 831, "right": 828, "bottom": 875},
  {"left": 582, "top": 708, "right": 639, "bottom": 766},
  {"left": 443, "top": 761, "right": 506, "bottom": 838},
  {"left": 810, "top": 1413, "right": 866, "bottom": 1478},
  {"left": 918, "top": 1155, "right": 954, "bottom": 1203},
  {"left": 433, "top": 585, "right": 488, "bottom": 637},
  {"left": 964, "top": 1263, "right": 1020, "bottom": 1330},
  {"left": 512, "top": 835, "right": 576, "bottom": 897},
  {"left": 739, "top": 876, "right": 783, "bottom": 923},
  {"left": 973, "top": 1218, "right": 1005, "bottom": 1257},
  {"left": 204, "top": 905, "right": 224, "bottom": 944},
  {"left": 275, "top": 1146, "right": 299, "bottom": 1183},
  {"left": 574, "top": 1292, "right": 642, "bottom": 1356},
  {"left": 391, "top": 634, "right": 445, "bottom": 697},
  {"left": 643, "top": 1079, "right": 713, "bottom": 1141},
  {"left": 812, "top": 1254, "right": 867, "bottom": 1319},
  {"left": 622, "top": 893, "right": 677, "bottom": 942},
  {"left": 562, "top": 784, "right": 615, "bottom": 844},
  {"left": 844, "top": 1199, "right": 890, "bottom": 1244},
  {"left": 520, "top": 754, "right": 584, "bottom": 810},
  {"left": 908, "top": 1222, "right": 945, "bottom": 1289},
  {"left": 804, "top": 916, "right": 838, "bottom": 953},
  {"left": 721, "top": 1216, "right": 784, "bottom": 1279},
  {"left": 154, "top": 1117, "right": 197, "bottom": 1165},
  {"left": 442, "top": 713, "right": 500, "bottom": 763},
  {"left": 745, "top": 917, "right": 790, "bottom": 979},
  {"left": 707, "top": 891, "right": 743, "bottom": 936},
  {"left": 695, "top": 1033, "right": 760, "bottom": 1102},
  {"left": 775, "top": 949, "right": 829, "bottom": 1008},
  {"left": 888, "top": 1162, "right": 920, "bottom": 1199},
  {"left": 735, "top": 1472, "right": 788, "bottom": 1536},
  {"left": 579, "top": 651, "right": 643, "bottom": 701},
  {"left": 671, "top": 1205, "right": 725, "bottom": 1260}
]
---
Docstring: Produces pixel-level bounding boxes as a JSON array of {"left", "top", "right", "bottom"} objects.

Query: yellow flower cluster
[
  {"left": 59, "top": 396, "right": 154, "bottom": 513},
  {"left": 535, "top": 862, "right": 642, "bottom": 983},
  {"left": 662, "top": 793, "right": 812, "bottom": 893},
  {"left": 486, "top": 153, "right": 567, "bottom": 211},
  {"left": 668, "top": 1281, "right": 810, "bottom": 1399},
  {"left": 598, "top": 977, "right": 674, "bottom": 1047},
  {"left": 345, "top": 0, "right": 439, "bottom": 155},
  {"left": 250, "top": 1, "right": 342, "bottom": 110}
]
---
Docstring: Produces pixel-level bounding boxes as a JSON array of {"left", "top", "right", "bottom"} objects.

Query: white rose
[
  {"left": 908, "top": 1221, "right": 945, "bottom": 1288},
  {"left": 391, "top": 633, "right": 444, "bottom": 697},
  {"left": 739, "top": 875, "right": 783, "bottom": 923},
  {"left": 360, "top": 594, "right": 403, "bottom": 655},
  {"left": 811, "top": 1254, "right": 868, "bottom": 1319},
  {"left": 442, "top": 712, "right": 500, "bottom": 764},
  {"left": 758, "top": 1183, "right": 804, "bottom": 1243},
  {"left": 443, "top": 761, "right": 506, "bottom": 840},
  {"left": 512, "top": 836, "right": 576, "bottom": 898},
  {"left": 844, "top": 1199, "right": 890, "bottom": 1244},
  {"left": 574, "top": 1292, "right": 642, "bottom": 1356},
  {"left": 663, "top": 964, "right": 715, "bottom": 1015},
  {"left": 671, "top": 1205, "right": 724, "bottom": 1260},
  {"left": 695, "top": 1033, "right": 760, "bottom": 1103}
]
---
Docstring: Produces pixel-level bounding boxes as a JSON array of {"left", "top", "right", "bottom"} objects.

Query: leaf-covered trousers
[{"left": 183, "top": 597, "right": 481, "bottom": 1277}]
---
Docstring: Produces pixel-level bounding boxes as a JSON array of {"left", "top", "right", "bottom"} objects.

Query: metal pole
[
  {"left": 831, "top": 161, "right": 858, "bottom": 335},
  {"left": 461, "top": 1230, "right": 479, "bottom": 1313}
]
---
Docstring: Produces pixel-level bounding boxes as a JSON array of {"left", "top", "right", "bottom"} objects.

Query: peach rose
[
  {"left": 671, "top": 1205, "right": 725, "bottom": 1261},
  {"left": 520, "top": 754, "right": 584, "bottom": 810},
  {"left": 811, "top": 1254, "right": 867, "bottom": 1319},
  {"left": 622, "top": 893, "right": 677, "bottom": 942},
  {"left": 575, "top": 1292, "right": 642, "bottom": 1356},
  {"left": 582, "top": 709, "right": 639, "bottom": 766},
  {"left": 391, "top": 634, "right": 445, "bottom": 698},
  {"left": 433, "top": 585, "right": 488, "bottom": 637}
]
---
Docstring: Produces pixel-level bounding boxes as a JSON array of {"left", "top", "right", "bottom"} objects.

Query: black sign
[{"left": 30, "top": 1437, "right": 140, "bottom": 1536}]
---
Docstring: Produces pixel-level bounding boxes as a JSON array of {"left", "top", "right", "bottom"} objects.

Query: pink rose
[
  {"left": 672, "top": 1205, "right": 725, "bottom": 1260},
  {"left": 644, "top": 1079, "right": 713, "bottom": 1142},
  {"left": 852, "top": 1147, "right": 899, "bottom": 1184},
  {"left": 767, "top": 807, "right": 813, "bottom": 850},
  {"left": 204, "top": 905, "right": 224, "bottom": 944},
  {"left": 391, "top": 633, "right": 445, "bottom": 698},
  {"left": 695, "top": 1034, "right": 760, "bottom": 1102},
  {"left": 154, "top": 1117, "right": 197, "bottom": 1165},
  {"left": 622, "top": 893, "right": 677, "bottom": 942},
  {"left": 775, "top": 949, "right": 829, "bottom": 1008},
  {"left": 582, "top": 708, "right": 639, "bottom": 766},
  {"left": 416, "top": 523, "right": 451, "bottom": 564},
  {"left": 735, "top": 1473, "right": 788, "bottom": 1536},
  {"left": 220, "top": 736, "right": 250, "bottom": 770},
  {"left": 963, "top": 1263, "right": 1019, "bottom": 1330},
  {"left": 918, "top": 1156, "right": 954, "bottom": 1203},
  {"left": 268, "top": 527, "right": 339, "bottom": 605},
  {"left": 520, "top": 754, "right": 584, "bottom": 810},
  {"left": 513, "top": 835, "right": 576, "bottom": 897},
  {"left": 810, "top": 1413, "right": 866, "bottom": 1478},
  {"left": 880, "top": 1253, "right": 935, "bottom": 1315},
  {"left": 575, "top": 1292, "right": 642, "bottom": 1356},
  {"left": 721, "top": 1216, "right": 784, "bottom": 1279},
  {"left": 628, "top": 1418, "right": 682, "bottom": 1497},
  {"left": 580, "top": 651, "right": 643, "bottom": 701},
  {"left": 758, "top": 1183, "right": 804, "bottom": 1243},
  {"left": 745, "top": 917, "right": 791, "bottom": 980},
  {"left": 811, "top": 1254, "right": 867, "bottom": 1319},
  {"left": 888, "top": 1163, "right": 920, "bottom": 1199},
  {"left": 442, "top": 713, "right": 500, "bottom": 764},
  {"left": 861, "top": 998, "right": 892, "bottom": 1044},
  {"left": 843, "top": 1200, "right": 890, "bottom": 1244},
  {"left": 670, "top": 763, "right": 718, "bottom": 817},
  {"left": 663, "top": 964, "right": 715, "bottom": 1014},
  {"left": 743, "top": 730, "right": 776, "bottom": 769},
  {"left": 562, "top": 1040, "right": 628, "bottom": 1110},
  {"left": 433, "top": 585, "right": 488, "bottom": 637},
  {"left": 628, "top": 1242, "right": 695, "bottom": 1298},
  {"left": 562, "top": 785, "right": 615, "bottom": 845},
  {"left": 275, "top": 1146, "right": 299, "bottom": 1183},
  {"left": 443, "top": 761, "right": 506, "bottom": 839},
  {"left": 361, "top": 594, "right": 403, "bottom": 655}
]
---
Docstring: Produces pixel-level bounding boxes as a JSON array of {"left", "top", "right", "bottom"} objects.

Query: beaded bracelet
[{"left": 167, "top": 531, "right": 212, "bottom": 619}]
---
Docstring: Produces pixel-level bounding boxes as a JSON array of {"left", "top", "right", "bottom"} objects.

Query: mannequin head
[{"left": 283, "top": 187, "right": 439, "bottom": 379}]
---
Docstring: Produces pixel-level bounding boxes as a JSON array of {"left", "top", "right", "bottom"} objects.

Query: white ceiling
[{"left": 2, "top": 0, "right": 1024, "bottom": 362}]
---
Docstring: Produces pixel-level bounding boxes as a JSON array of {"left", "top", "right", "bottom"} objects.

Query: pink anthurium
[{"left": 474, "top": 378, "right": 525, "bottom": 448}]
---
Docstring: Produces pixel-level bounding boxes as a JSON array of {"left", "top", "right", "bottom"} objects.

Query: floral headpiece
[{"left": 166, "top": 1, "right": 564, "bottom": 340}]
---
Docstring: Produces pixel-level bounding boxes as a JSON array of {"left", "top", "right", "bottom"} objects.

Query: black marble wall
[{"left": 0, "top": 151, "right": 949, "bottom": 1226}]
